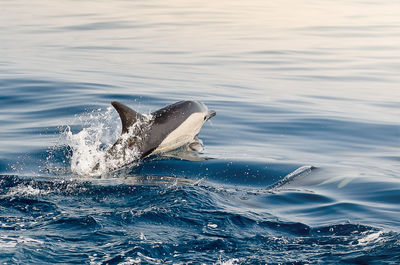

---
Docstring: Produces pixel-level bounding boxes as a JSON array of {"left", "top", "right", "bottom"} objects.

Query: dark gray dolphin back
[{"left": 140, "top": 101, "right": 207, "bottom": 157}]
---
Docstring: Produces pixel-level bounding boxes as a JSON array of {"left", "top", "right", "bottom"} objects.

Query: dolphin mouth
[{"left": 205, "top": 110, "right": 216, "bottom": 121}]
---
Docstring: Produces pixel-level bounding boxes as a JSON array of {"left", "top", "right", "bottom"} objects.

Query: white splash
[
  {"left": 358, "top": 231, "right": 384, "bottom": 245},
  {"left": 63, "top": 107, "right": 151, "bottom": 176},
  {"left": 7, "top": 185, "right": 49, "bottom": 197},
  {"left": 215, "top": 258, "right": 240, "bottom": 265},
  {"left": 0, "top": 235, "right": 44, "bottom": 249}
]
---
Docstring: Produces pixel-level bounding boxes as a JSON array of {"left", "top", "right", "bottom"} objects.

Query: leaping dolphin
[{"left": 94, "top": 100, "right": 216, "bottom": 172}]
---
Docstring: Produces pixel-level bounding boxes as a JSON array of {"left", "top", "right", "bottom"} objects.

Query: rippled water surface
[{"left": 1, "top": 0, "right": 399, "bottom": 264}]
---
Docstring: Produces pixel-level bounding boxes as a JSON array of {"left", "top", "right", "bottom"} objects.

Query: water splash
[{"left": 62, "top": 107, "right": 151, "bottom": 176}]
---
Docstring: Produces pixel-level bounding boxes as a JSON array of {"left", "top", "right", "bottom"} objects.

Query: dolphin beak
[{"left": 205, "top": 110, "right": 216, "bottom": 121}]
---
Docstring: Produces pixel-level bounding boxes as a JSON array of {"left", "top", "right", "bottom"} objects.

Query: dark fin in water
[{"left": 111, "top": 101, "right": 145, "bottom": 134}]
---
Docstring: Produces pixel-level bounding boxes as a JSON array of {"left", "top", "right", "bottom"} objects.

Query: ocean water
[{"left": 1, "top": 0, "right": 399, "bottom": 264}]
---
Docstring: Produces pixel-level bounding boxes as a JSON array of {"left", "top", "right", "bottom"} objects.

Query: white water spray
[{"left": 63, "top": 107, "right": 150, "bottom": 176}]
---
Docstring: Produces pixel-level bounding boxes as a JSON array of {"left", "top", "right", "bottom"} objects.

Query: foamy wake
[{"left": 63, "top": 107, "right": 151, "bottom": 176}]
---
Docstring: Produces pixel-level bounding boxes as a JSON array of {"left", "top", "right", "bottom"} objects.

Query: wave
[{"left": 0, "top": 173, "right": 398, "bottom": 264}]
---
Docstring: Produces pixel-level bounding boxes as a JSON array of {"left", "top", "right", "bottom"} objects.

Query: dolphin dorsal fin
[{"left": 111, "top": 101, "right": 145, "bottom": 134}]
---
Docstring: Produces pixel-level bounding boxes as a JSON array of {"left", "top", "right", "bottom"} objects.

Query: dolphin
[{"left": 94, "top": 100, "right": 216, "bottom": 172}]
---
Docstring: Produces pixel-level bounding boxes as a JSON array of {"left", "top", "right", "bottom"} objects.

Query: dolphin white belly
[{"left": 151, "top": 112, "right": 205, "bottom": 154}]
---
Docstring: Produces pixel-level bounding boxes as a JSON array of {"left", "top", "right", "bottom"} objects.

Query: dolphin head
[
  {"left": 144, "top": 100, "right": 215, "bottom": 156},
  {"left": 205, "top": 109, "right": 216, "bottom": 121}
]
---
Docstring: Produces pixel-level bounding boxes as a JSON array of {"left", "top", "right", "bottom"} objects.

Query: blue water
[{"left": 1, "top": 0, "right": 400, "bottom": 264}]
